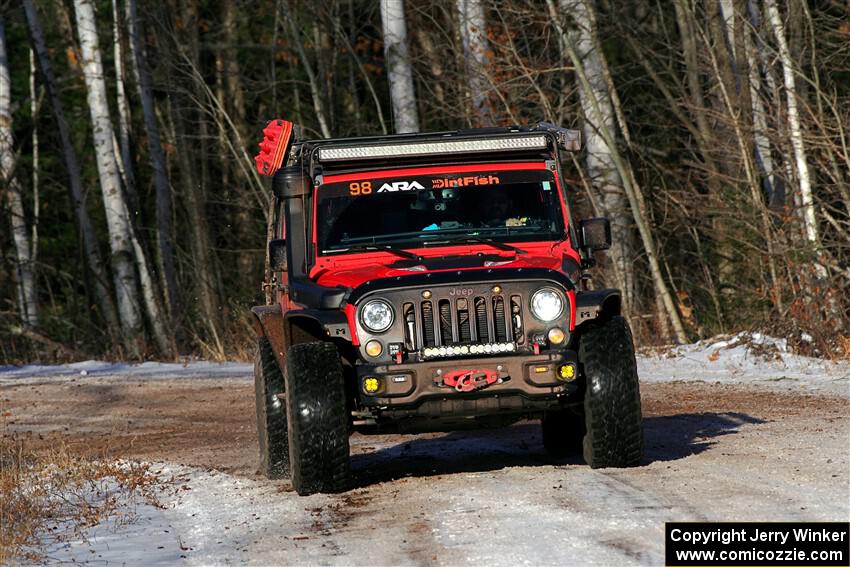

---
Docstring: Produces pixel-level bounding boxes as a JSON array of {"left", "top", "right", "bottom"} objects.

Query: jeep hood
[{"left": 310, "top": 242, "right": 579, "bottom": 290}]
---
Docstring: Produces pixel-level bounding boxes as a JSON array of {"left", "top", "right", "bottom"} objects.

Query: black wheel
[
  {"left": 255, "top": 337, "right": 290, "bottom": 479},
  {"left": 579, "top": 316, "right": 643, "bottom": 468},
  {"left": 541, "top": 408, "right": 584, "bottom": 457},
  {"left": 284, "top": 341, "right": 351, "bottom": 495}
]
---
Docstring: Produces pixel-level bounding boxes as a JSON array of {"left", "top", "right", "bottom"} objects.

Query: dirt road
[{"left": 2, "top": 369, "right": 848, "bottom": 565}]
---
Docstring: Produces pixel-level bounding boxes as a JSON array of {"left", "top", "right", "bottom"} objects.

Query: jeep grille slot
[
  {"left": 421, "top": 301, "right": 435, "bottom": 347},
  {"left": 458, "top": 298, "right": 472, "bottom": 342},
  {"left": 474, "top": 297, "right": 490, "bottom": 343},
  {"left": 510, "top": 295, "right": 524, "bottom": 344},
  {"left": 438, "top": 299, "right": 454, "bottom": 344},
  {"left": 403, "top": 302, "right": 416, "bottom": 350},
  {"left": 493, "top": 296, "right": 508, "bottom": 343}
]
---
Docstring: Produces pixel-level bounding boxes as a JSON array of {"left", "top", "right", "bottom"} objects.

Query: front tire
[
  {"left": 254, "top": 337, "right": 289, "bottom": 479},
  {"left": 579, "top": 316, "right": 643, "bottom": 468},
  {"left": 284, "top": 341, "right": 351, "bottom": 495}
]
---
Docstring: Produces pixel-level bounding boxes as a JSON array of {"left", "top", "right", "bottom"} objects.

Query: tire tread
[
  {"left": 285, "top": 341, "right": 350, "bottom": 495},
  {"left": 579, "top": 316, "right": 643, "bottom": 468}
]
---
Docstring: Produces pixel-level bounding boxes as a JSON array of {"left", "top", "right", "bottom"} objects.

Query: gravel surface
[{"left": 2, "top": 357, "right": 848, "bottom": 566}]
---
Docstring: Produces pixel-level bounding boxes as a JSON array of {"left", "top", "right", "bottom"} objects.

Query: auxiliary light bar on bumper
[
  {"left": 316, "top": 134, "right": 550, "bottom": 163},
  {"left": 421, "top": 342, "right": 517, "bottom": 359}
]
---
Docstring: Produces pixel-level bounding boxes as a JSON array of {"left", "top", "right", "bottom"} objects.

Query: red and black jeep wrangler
[{"left": 252, "top": 121, "right": 642, "bottom": 495}]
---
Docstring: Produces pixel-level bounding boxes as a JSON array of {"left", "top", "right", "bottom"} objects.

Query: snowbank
[{"left": 638, "top": 332, "right": 849, "bottom": 397}]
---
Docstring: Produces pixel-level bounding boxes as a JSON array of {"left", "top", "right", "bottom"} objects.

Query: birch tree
[
  {"left": 549, "top": 0, "right": 688, "bottom": 343},
  {"left": 552, "top": 0, "right": 635, "bottom": 315},
  {"left": 456, "top": 0, "right": 493, "bottom": 126},
  {"left": 74, "top": 0, "right": 142, "bottom": 345},
  {"left": 22, "top": 0, "right": 121, "bottom": 338},
  {"left": 1, "top": 17, "right": 38, "bottom": 329},
  {"left": 111, "top": 0, "right": 137, "bottom": 211},
  {"left": 764, "top": 0, "right": 826, "bottom": 278},
  {"left": 734, "top": 1, "right": 782, "bottom": 208},
  {"left": 380, "top": 0, "right": 419, "bottom": 133},
  {"left": 74, "top": 0, "right": 170, "bottom": 354}
]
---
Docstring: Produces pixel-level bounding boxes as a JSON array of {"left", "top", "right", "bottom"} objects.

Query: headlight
[
  {"left": 531, "top": 288, "right": 564, "bottom": 322},
  {"left": 360, "top": 299, "right": 394, "bottom": 333}
]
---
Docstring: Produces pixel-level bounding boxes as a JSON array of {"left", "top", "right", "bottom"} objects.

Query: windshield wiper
[
  {"left": 453, "top": 236, "right": 527, "bottom": 255},
  {"left": 324, "top": 244, "right": 421, "bottom": 260}
]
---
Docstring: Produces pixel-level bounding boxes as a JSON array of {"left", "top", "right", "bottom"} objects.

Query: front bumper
[{"left": 356, "top": 349, "right": 579, "bottom": 415}]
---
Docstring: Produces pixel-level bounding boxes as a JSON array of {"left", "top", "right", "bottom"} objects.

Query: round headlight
[
  {"left": 360, "top": 299, "right": 394, "bottom": 333},
  {"left": 531, "top": 288, "right": 565, "bottom": 322}
]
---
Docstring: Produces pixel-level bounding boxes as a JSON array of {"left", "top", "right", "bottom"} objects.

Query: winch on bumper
[{"left": 356, "top": 349, "right": 579, "bottom": 416}]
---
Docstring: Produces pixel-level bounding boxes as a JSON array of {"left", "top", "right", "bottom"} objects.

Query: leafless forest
[{"left": 1, "top": 0, "right": 848, "bottom": 362}]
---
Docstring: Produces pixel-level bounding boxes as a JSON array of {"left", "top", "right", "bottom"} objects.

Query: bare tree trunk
[
  {"left": 764, "top": 0, "right": 825, "bottom": 277},
  {"left": 126, "top": 0, "right": 179, "bottom": 322},
  {"left": 550, "top": 0, "right": 688, "bottom": 343},
  {"left": 736, "top": 1, "right": 782, "bottom": 208},
  {"left": 554, "top": 0, "right": 635, "bottom": 318},
  {"left": 414, "top": 28, "right": 447, "bottom": 113},
  {"left": 74, "top": 0, "right": 172, "bottom": 354},
  {"left": 74, "top": 0, "right": 142, "bottom": 343},
  {"left": 282, "top": 3, "right": 332, "bottom": 137},
  {"left": 331, "top": 14, "right": 388, "bottom": 134},
  {"left": 111, "top": 0, "right": 137, "bottom": 212},
  {"left": 29, "top": 48, "right": 40, "bottom": 279},
  {"left": 22, "top": 0, "right": 121, "bottom": 338},
  {"left": 380, "top": 0, "right": 419, "bottom": 133},
  {"left": 1, "top": 17, "right": 38, "bottom": 329},
  {"left": 456, "top": 0, "right": 493, "bottom": 126},
  {"left": 164, "top": 97, "right": 224, "bottom": 356}
]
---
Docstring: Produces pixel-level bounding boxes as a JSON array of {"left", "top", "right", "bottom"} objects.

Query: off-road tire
[
  {"left": 255, "top": 337, "right": 289, "bottom": 479},
  {"left": 284, "top": 341, "right": 351, "bottom": 495},
  {"left": 541, "top": 408, "right": 584, "bottom": 457},
  {"left": 579, "top": 316, "right": 643, "bottom": 468}
]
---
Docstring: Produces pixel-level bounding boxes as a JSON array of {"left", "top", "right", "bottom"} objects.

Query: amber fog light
[
  {"left": 362, "top": 376, "right": 383, "bottom": 394},
  {"left": 365, "top": 340, "right": 383, "bottom": 357},
  {"left": 548, "top": 328, "right": 566, "bottom": 345},
  {"left": 557, "top": 363, "right": 577, "bottom": 381}
]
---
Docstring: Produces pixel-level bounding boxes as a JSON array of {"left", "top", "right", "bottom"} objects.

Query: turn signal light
[
  {"left": 548, "top": 328, "right": 566, "bottom": 345},
  {"left": 365, "top": 340, "right": 383, "bottom": 357}
]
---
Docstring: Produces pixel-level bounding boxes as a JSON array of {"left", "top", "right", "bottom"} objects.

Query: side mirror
[
  {"left": 269, "top": 239, "right": 288, "bottom": 272},
  {"left": 579, "top": 218, "right": 611, "bottom": 251}
]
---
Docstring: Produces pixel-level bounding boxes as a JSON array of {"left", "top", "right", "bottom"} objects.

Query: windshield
[{"left": 316, "top": 168, "right": 566, "bottom": 253}]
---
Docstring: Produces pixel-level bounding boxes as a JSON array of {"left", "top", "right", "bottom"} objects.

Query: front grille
[{"left": 402, "top": 291, "right": 524, "bottom": 353}]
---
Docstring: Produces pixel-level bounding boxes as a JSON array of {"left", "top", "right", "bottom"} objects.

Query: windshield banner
[{"left": 321, "top": 169, "right": 554, "bottom": 197}]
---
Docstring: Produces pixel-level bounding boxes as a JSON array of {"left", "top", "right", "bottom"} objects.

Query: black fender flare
[
  {"left": 251, "top": 305, "right": 351, "bottom": 371},
  {"left": 575, "top": 289, "right": 621, "bottom": 327}
]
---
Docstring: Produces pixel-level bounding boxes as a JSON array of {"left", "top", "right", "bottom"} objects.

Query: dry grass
[{"left": 0, "top": 434, "right": 161, "bottom": 564}]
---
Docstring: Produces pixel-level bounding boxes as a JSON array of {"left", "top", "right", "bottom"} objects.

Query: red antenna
[{"left": 254, "top": 119, "right": 294, "bottom": 176}]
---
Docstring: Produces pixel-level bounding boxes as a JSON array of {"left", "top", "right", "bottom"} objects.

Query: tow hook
[{"left": 442, "top": 369, "right": 500, "bottom": 392}]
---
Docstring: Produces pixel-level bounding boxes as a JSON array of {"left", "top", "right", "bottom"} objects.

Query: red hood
[{"left": 310, "top": 241, "right": 579, "bottom": 289}]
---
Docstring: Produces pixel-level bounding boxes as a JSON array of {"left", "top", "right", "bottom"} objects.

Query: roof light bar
[{"left": 317, "top": 134, "right": 549, "bottom": 163}]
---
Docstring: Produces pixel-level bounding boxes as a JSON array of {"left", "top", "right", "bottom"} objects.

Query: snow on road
[{"left": 3, "top": 335, "right": 848, "bottom": 566}]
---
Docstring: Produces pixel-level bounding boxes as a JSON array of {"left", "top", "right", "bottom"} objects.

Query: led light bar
[
  {"left": 317, "top": 135, "right": 549, "bottom": 162},
  {"left": 422, "top": 342, "right": 516, "bottom": 359}
]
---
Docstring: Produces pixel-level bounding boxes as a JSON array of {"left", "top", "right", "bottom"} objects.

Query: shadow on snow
[{"left": 349, "top": 412, "right": 765, "bottom": 487}]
